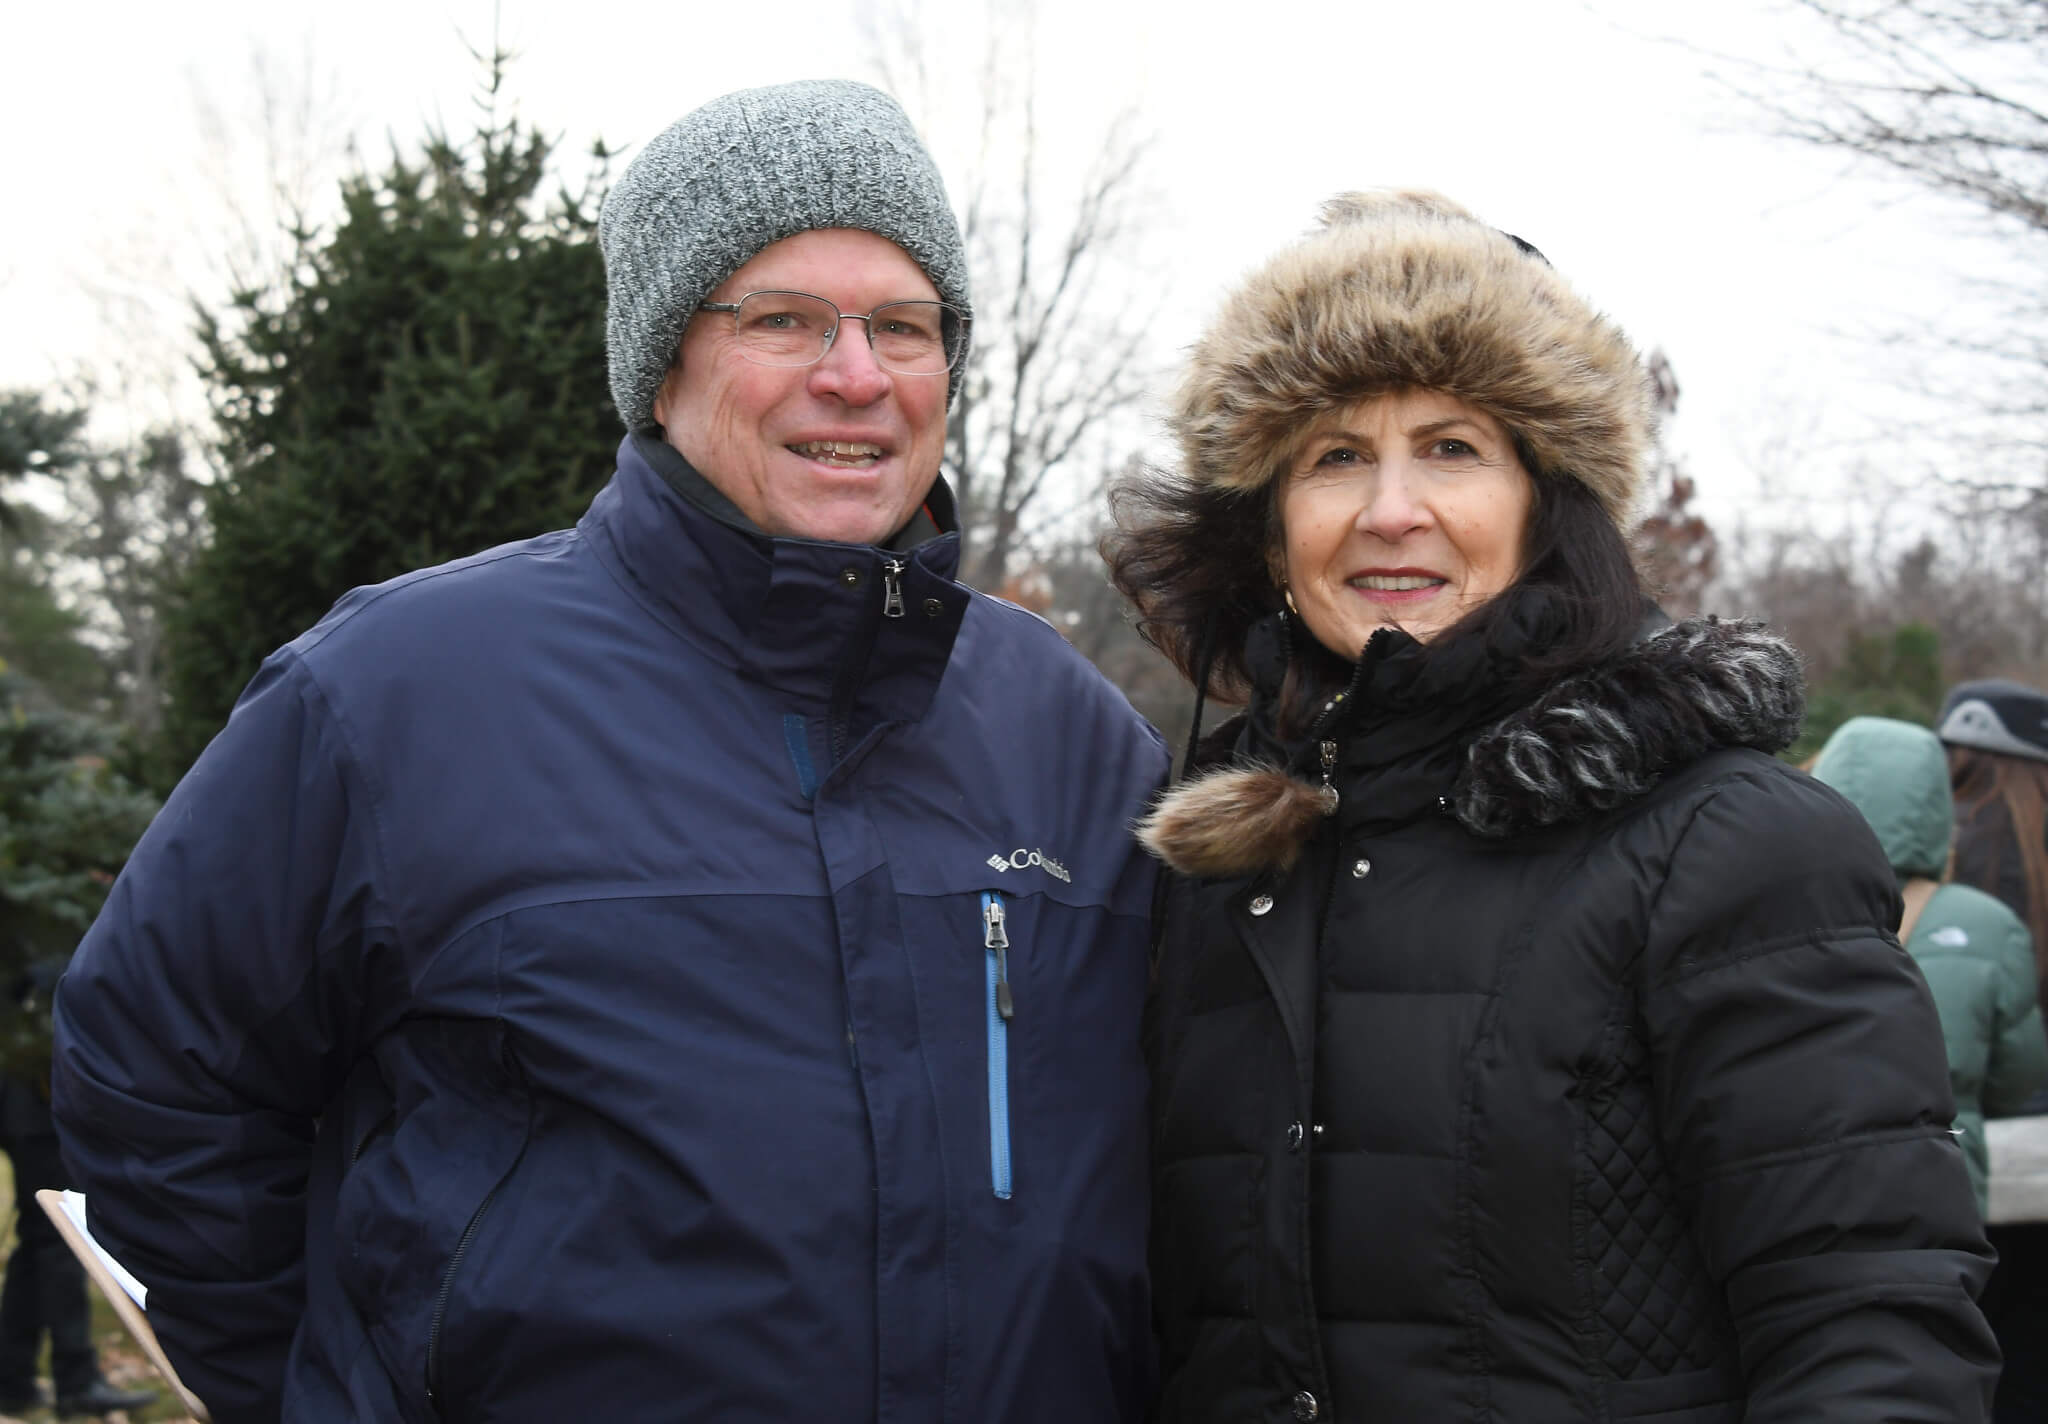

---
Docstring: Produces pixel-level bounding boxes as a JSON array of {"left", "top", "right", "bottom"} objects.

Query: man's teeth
[
  {"left": 791, "top": 441, "right": 884, "bottom": 463},
  {"left": 1352, "top": 575, "right": 1442, "bottom": 591}
]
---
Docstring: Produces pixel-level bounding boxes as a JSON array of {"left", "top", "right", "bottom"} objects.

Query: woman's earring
[{"left": 1283, "top": 586, "right": 1299, "bottom": 617}]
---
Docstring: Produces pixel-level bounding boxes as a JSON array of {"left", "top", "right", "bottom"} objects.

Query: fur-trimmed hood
[
  {"left": 1171, "top": 189, "right": 1653, "bottom": 531},
  {"left": 1139, "top": 617, "right": 1806, "bottom": 878}
]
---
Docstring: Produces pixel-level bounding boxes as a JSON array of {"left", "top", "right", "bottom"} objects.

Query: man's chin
[
  {"left": 765, "top": 500, "right": 916, "bottom": 547},
  {"left": 768, "top": 471, "right": 934, "bottom": 545}
]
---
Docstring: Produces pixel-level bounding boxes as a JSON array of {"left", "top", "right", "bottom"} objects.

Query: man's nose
[{"left": 809, "top": 318, "right": 892, "bottom": 404}]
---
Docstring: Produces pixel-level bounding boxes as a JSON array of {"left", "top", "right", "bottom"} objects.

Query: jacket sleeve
[
  {"left": 1982, "top": 915, "right": 2048, "bottom": 1118},
  {"left": 1641, "top": 767, "right": 1999, "bottom": 1424},
  {"left": 50, "top": 649, "right": 392, "bottom": 1424}
]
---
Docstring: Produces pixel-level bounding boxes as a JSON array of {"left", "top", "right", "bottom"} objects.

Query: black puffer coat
[{"left": 1145, "top": 607, "right": 1998, "bottom": 1423}]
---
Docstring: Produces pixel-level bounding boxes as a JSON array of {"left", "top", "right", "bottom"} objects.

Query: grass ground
[{"left": 0, "top": 1157, "right": 196, "bottom": 1422}]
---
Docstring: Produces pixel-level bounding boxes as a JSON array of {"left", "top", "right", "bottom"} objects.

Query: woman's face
[{"left": 1277, "top": 388, "right": 1534, "bottom": 656}]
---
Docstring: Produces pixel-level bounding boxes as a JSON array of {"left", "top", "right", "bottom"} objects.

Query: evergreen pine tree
[
  {"left": 0, "top": 390, "right": 110, "bottom": 714},
  {"left": 0, "top": 670, "right": 159, "bottom": 1080},
  {"left": 165, "top": 71, "right": 614, "bottom": 783}
]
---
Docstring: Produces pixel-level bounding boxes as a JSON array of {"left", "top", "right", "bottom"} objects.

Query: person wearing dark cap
[
  {"left": 1939, "top": 678, "right": 2048, "bottom": 1423},
  {"left": 49, "top": 80, "right": 1165, "bottom": 1424},
  {"left": 1108, "top": 189, "right": 1996, "bottom": 1421},
  {"left": 1941, "top": 679, "right": 2048, "bottom": 969}
]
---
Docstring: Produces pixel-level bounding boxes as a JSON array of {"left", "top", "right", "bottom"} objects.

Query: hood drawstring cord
[
  {"left": 1151, "top": 611, "right": 1221, "bottom": 983},
  {"left": 1179, "top": 613, "right": 1222, "bottom": 784}
]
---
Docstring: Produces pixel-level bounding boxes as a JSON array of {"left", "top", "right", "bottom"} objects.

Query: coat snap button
[
  {"left": 923, "top": 597, "right": 944, "bottom": 617},
  {"left": 839, "top": 566, "right": 862, "bottom": 587},
  {"left": 1351, "top": 858, "right": 1371, "bottom": 878},
  {"left": 1249, "top": 894, "right": 1274, "bottom": 916},
  {"left": 1292, "top": 1390, "right": 1320, "bottom": 1420},
  {"left": 1286, "top": 1120, "right": 1305, "bottom": 1151},
  {"left": 1313, "top": 1122, "right": 1325, "bottom": 1138}
]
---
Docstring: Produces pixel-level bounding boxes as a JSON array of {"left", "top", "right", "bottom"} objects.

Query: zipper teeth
[
  {"left": 983, "top": 891, "right": 1013, "bottom": 1201},
  {"left": 426, "top": 1057, "right": 534, "bottom": 1410},
  {"left": 426, "top": 1194, "right": 496, "bottom": 1404},
  {"left": 1305, "top": 628, "right": 1388, "bottom": 742},
  {"left": 827, "top": 556, "right": 891, "bottom": 762}
]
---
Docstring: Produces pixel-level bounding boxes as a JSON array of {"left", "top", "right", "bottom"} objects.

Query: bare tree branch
[
  {"left": 1710, "top": 0, "right": 2048, "bottom": 525},
  {"left": 859, "top": 0, "right": 1165, "bottom": 588}
]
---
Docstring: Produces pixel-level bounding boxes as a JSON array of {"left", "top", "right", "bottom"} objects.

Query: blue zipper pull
[{"left": 984, "top": 895, "right": 1013, "bottom": 1019}]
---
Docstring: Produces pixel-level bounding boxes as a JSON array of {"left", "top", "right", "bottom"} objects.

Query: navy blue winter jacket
[{"left": 51, "top": 437, "right": 1167, "bottom": 1423}]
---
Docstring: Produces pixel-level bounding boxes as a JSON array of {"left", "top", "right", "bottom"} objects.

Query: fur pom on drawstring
[{"left": 1137, "top": 764, "right": 1335, "bottom": 878}]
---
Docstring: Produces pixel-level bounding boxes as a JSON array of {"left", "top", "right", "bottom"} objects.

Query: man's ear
[{"left": 651, "top": 360, "right": 681, "bottom": 426}]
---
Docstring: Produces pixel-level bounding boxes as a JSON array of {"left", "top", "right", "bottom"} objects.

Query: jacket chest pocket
[{"left": 982, "top": 891, "right": 1016, "bottom": 1199}]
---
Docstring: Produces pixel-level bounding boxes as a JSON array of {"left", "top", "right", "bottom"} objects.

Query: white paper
[{"left": 55, "top": 1190, "right": 147, "bottom": 1309}]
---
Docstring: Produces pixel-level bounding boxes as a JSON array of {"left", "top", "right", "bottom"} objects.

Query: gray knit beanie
[{"left": 600, "top": 79, "right": 973, "bottom": 430}]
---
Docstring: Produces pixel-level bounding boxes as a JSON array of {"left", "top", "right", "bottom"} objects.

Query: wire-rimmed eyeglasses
[{"left": 697, "top": 291, "right": 971, "bottom": 375}]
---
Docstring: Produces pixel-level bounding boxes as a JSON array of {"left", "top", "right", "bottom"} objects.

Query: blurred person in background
[
  {"left": 0, "top": 959, "right": 154, "bottom": 1418},
  {"left": 1109, "top": 188, "right": 1998, "bottom": 1422},
  {"left": 1942, "top": 680, "right": 2048, "bottom": 1004},
  {"left": 1939, "top": 679, "right": 2048, "bottom": 1423},
  {"left": 1809, "top": 715, "right": 2046, "bottom": 1213}
]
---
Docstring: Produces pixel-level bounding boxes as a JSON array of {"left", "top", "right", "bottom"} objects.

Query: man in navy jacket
[{"left": 52, "top": 80, "right": 1166, "bottom": 1424}]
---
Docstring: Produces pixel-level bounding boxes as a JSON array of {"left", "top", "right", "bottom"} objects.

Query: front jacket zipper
[
  {"left": 882, "top": 558, "right": 906, "bottom": 618},
  {"left": 827, "top": 555, "right": 906, "bottom": 760},
  {"left": 983, "top": 891, "right": 1014, "bottom": 1199}
]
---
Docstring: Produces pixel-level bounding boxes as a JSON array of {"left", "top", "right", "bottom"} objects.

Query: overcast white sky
[{"left": 0, "top": 0, "right": 2010, "bottom": 536}]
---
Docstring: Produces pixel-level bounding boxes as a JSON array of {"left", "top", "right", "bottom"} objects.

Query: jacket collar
[
  {"left": 1138, "top": 608, "right": 1806, "bottom": 877},
  {"left": 1224, "top": 587, "right": 1568, "bottom": 835},
  {"left": 583, "top": 434, "right": 970, "bottom": 724}
]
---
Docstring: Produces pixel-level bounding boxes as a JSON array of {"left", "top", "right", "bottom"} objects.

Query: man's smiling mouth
[{"left": 790, "top": 440, "right": 885, "bottom": 467}]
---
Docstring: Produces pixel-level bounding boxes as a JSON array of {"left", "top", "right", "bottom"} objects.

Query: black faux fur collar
[
  {"left": 1138, "top": 617, "right": 1806, "bottom": 877},
  {"left": 1452, "top": 616, "right": 1805, "bottom": 835}
]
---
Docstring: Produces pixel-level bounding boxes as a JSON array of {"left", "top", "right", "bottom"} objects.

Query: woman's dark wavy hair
[{"left": 1102, "top": 438, "right": 1648, "bottom": 727}]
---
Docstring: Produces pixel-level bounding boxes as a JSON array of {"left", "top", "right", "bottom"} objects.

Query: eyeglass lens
[{"left": 729, "top": 292, "right": 964, "bottom": 373}]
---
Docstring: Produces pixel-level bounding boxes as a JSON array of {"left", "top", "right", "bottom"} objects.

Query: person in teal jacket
[{"left": 1812, "top": 715, "right": 2048, "bottom": 1212}]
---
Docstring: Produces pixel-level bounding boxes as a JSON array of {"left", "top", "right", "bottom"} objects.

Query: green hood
[{"left": 1810, "top": 716, "right": 1952, "bottom": 879}]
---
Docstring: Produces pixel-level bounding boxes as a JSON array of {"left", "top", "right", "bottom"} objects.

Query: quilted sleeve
[{"left": 1641, "top": 765, "right": 1998, "bottom": 1423}]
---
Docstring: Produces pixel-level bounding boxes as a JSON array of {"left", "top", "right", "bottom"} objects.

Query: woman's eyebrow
[{"left": 1408, "top": 418, "right": 1485, "bottom": 439}]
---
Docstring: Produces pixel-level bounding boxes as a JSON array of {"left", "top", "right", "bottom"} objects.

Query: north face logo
[{"left": 985, "top": 847, "right": 1072, "bottom": 883}]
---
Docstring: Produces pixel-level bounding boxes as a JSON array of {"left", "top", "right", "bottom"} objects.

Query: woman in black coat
[{"left": 1107, "top": 190, "right": 1997, "bottom": 1423}]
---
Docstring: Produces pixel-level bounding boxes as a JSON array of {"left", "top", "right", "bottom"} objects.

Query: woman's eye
[
  {"left": 1433, "top": 438, "right": 1477, "bottom": 458},
  {"left": 1315, "top": 447, "right": 1360, "bottom": 466}
]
